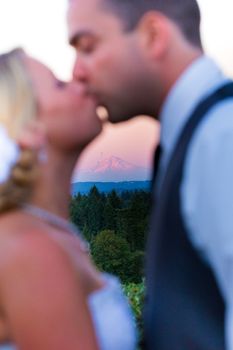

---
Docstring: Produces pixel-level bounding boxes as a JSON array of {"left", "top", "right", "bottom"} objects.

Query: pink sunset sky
[{"left": 76, "top": 117, "right": 159, "bottom": 171}]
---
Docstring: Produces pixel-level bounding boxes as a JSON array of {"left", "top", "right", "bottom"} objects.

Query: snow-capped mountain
[
  {"left": 73, "top": 156, "right": 151, "bottom": 182},
  {"left": 94, "top": 156, "right": 135, "bottom": 172}
]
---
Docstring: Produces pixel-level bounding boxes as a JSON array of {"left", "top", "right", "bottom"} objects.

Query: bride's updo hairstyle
[{"left": 0, "top": 48, "right": 38, "bottom": 212}]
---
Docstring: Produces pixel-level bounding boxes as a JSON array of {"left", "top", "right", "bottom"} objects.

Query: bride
[{"left": 0, "top": 48, "right": 137, "bottom": 350}]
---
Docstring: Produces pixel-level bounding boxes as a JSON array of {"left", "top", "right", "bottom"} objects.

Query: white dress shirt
[{"left": 157, "top": 55, "right": 233, "bottom": 350}]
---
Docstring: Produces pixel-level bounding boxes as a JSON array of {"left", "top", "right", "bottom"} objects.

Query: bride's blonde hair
[{"left": 0, "top": 48, "right": 38, "bottom": 212}]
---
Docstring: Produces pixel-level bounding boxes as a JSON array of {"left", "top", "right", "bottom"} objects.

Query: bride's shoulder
[{"left": 0, "top": 212, "right": 74, "bottom": 277}]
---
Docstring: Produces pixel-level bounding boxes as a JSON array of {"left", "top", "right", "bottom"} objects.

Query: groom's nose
[{"left": 72, "top": 57, "right": 89, "bottom": 84}]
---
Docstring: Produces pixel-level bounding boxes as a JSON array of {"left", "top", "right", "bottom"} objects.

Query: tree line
[{"left": 70, "top": 186, "right": 151, "bottom": 283}]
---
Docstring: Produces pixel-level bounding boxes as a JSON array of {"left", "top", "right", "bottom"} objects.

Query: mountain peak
[
  {"left": 73, "top": 155, "right": 151, "bottom": 182},
  {"left": 93, "top": 156, "right": 134, "bottom": 173}
]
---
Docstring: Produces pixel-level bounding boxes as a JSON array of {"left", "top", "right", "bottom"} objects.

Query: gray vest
[{"left": 144, "top": 82, "right": 233, "bottom": 350}]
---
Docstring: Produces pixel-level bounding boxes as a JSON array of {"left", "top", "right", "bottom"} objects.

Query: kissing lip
[
  {"left": 92, "top": 95, "right": 108, "bottom": 111},
  {"left": 72, "top": 83, "right": 98, "bottom": 101},
  {"left": 81, "top": 88, "right": 109, "bottom": 115},
  {"left": 83, "top": 88, "right": 102, "bottom": 104}
]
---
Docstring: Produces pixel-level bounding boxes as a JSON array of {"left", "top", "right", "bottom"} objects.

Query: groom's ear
[
  {"left": 136, "top": 11, "right": 171, "bottom": 60},
  {"left": 18, "top": 121, "right": 47, "bottom": 151}
]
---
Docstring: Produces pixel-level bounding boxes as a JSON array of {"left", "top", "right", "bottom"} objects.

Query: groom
[{"left": 67, "top": 0, "right": 233, "bottom": 349}]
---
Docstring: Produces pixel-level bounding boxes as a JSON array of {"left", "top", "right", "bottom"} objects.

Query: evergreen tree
[
  {"left": 70, "top": 188, "right": 151, "bottom": 283},
  {"left": 70, "top": 193, "right": 88, "bottom": 230},
  {"left": 108, "top": 190, "right": 122, "bottom": 209},
  {"left": 123, "top": 191, "right": 150, "bottom": 250},
  {"left": 87, "top": 186, "right": 104, "bottom": 235},
  {"left": 102, "top": 200, "right": 116, "bottom": 230}
]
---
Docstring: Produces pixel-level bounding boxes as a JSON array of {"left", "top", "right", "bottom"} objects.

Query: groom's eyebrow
[{"left": 69, "top": 30, "right": 93, "bottom": 48}]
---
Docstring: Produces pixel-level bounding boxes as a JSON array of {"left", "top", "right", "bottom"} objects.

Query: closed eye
[
  {"left": 56, "top": 80, "right": 67, "bottom": 88},
  {"left": 70, "top": 32, "right": 98, "bottom": 54}
]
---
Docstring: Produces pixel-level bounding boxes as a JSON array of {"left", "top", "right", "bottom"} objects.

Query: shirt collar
[{"left": 159, "top": 55, "right": 227, "bottom": 168}]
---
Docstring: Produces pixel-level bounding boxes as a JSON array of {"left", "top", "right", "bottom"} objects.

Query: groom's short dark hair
[{"left": 102, "top": 0, "right": 202, "bottom": 48}]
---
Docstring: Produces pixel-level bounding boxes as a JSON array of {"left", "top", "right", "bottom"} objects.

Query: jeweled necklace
[{"left": 21, "top": 203, "right": 90, "bottom": 253}]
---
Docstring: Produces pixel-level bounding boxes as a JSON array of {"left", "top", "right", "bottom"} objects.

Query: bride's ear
[{"left": 18, "top": 120, "right": 47, "bottom": 151}]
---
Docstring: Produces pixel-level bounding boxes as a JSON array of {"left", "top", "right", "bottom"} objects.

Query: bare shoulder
[
  {"left": 0, "top": 211, "right": 75, "bottom": 282},
  {"left": 0, "top": 212, "right": 99, "bottom": 349}
]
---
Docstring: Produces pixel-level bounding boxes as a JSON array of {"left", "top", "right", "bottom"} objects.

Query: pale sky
[{"left": 0, "top": 0, "right": 233, "bottom": 170}]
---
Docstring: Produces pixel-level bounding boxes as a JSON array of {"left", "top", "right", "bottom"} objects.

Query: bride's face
[{"left": 24, "top": 55, "right": 102, "bottom": 151}]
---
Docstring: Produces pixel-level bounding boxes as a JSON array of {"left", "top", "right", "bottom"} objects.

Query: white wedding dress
[{"left": 0, "top": 274, "right": 137, "bottom": 350}]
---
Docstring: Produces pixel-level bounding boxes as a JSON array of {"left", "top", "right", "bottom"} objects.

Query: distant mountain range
[
  {"left": 71, "top": 181, "right": 152, "bottom": 195},
  {"left": 73, "top": 156, "right": 151, "bottom": 182}
]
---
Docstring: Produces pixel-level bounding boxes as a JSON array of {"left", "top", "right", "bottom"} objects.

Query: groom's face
[{"left": 67, "top": 0, "right": 155, "bottom": 123}]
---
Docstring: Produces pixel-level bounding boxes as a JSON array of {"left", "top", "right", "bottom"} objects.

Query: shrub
[
  {"left": 91, "top": 230, "right": 132, "bottom": 283},
  {"left": 122, "top": 281, "right": 145, "bottom": 347}
]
